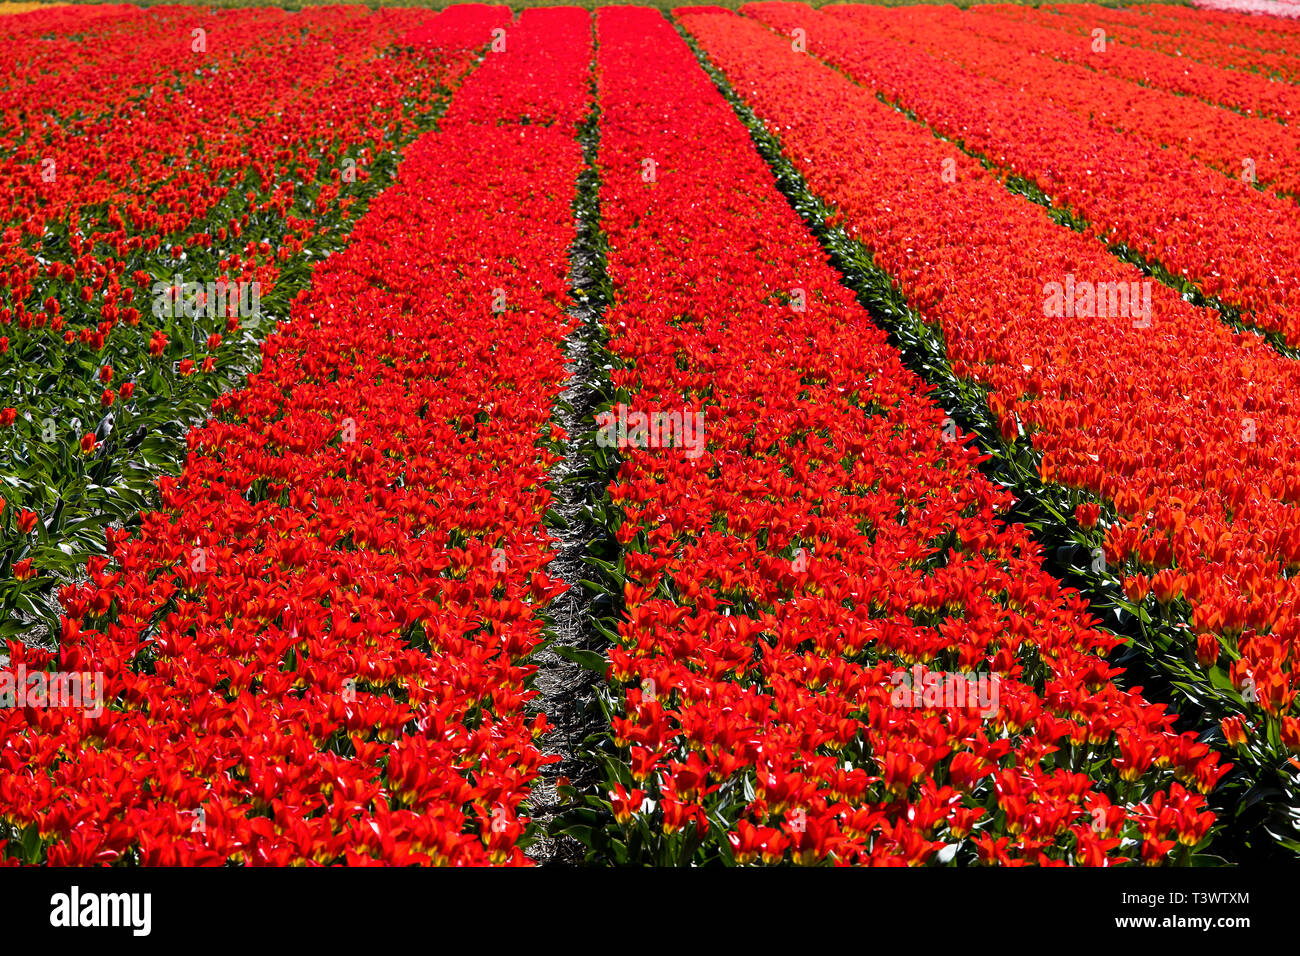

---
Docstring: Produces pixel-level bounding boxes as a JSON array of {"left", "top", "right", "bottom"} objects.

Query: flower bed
[
  {"left": 0, "top": 4, "right": 498, "bottom": 637},
  {"left": 682, "top": 3, "right": 1300, "bottom": 854},
  {"left": 554, "top": 5, "right": 1226, "bottom": 867},
  {"left": 0, "top": 5, "right": 591, "bottom": 866}
]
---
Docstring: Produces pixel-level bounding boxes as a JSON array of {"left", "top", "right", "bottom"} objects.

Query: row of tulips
[
  {"left": 1099, "top": 3, "right": 1300, "bottom": 50},
  {"left": 1008, "top": 2, "right": 1300, "bottom": 82},
  {"left": 681, "top": 4, "right": 1300, "bottom": 854},
  {"left": 749, "top": 2, "right": 1300, "bottom": 347},
  {"left": 0, "top": 6, "right": 299, "bottom": 182},
  {"left": 552, "top": 5, "right": 1227, "bottom": 867},
  {"left": 967, "top": 3, "right": 1300, "bottom": 122},
  {"left": 826, "top": 4, "right": 1300, "bottom": 203},
  {"left": 0, "top": 4, "right": 590, "bottom": 865},
  {"left": 0, "top": 4, "right": 494, "bottom": 640},
  {"left": 0, "top": 5, "right": 288, "bottom": 126},
  {"left": 1121, "top": 2, "right": 1300, "bottom": 46}
]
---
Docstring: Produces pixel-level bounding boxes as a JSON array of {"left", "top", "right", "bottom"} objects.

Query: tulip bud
[
  {"left": 1195, "top": 633, "right": 1219, "bottom": 669},
  {"left": 1281, "top": 717, "right": 1300, "bottom": 754},
  {"left": 1150, "top": 569, "right": 1184, "bottom": 606},
  {"left": 1221, "top": 716, "right": 1249, "bottom": 747},
  {"left": 1122, "top": 574, "right": 1150, "bottom": 604}
]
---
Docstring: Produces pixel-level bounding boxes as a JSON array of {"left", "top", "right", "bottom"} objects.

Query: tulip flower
[{"left": 1221, "top": 716, "right": 1250, "bottom": 747}]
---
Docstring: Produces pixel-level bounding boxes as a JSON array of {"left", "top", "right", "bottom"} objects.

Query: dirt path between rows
[{"left": 524, "top": 68, "right": 609, "bottom": 865}]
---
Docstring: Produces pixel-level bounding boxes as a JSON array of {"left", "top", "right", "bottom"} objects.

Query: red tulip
[
  {"left": 1075, "top": 502, "right": 1101, "bottom": 529},
  {"left": 1221, "top": 716, "right": 1250, "bottom": 747}
]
